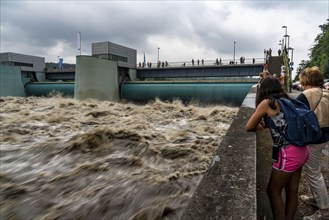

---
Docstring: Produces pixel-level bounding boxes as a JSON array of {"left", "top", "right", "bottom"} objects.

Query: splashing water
[{"left": 0, "top": 96, "right": 238, "bottom": 220}]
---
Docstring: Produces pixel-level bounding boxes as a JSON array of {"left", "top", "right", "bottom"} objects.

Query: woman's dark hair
[{"left": 256, "top": 76, "right": 290, "bottom": 108}]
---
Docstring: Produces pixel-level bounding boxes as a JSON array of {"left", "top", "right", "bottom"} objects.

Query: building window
[
  {"left": 93, "top": 54, "right": 127, "bottom": 62},
  {"left": 0, "top": 61, "right": 33, "bottom": 67}
]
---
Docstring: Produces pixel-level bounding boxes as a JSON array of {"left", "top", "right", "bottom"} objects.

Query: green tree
[
  {"left": 308, "top": 19, "right": 329, "bottom": 78},
  {"left": 294, "top": 60, "right": 309, "bottom": 81}
]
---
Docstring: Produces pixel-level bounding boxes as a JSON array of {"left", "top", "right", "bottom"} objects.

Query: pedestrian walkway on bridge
[{"left": 138, "top": 57, "right": 265, "bottom": 69}]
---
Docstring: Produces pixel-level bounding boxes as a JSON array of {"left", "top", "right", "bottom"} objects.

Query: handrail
[{"left": 137, "top": 57, "right": 265, "bottom": 69}]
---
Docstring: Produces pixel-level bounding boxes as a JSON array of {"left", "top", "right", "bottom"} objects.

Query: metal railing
[{"left": 137, "top": 57, "right": 265, "bottom": 69}]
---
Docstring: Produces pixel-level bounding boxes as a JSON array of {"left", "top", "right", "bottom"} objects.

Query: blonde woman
[{"left": 296, "top": 66, "right": 329, "bottom": 220}]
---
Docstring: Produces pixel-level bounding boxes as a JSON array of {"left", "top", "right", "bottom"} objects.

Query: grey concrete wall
[
  {"left": 181, "top": 86, "right": 257, "bottom": 219},
  {"left": 91, "top": 42, "right": 137, "bottom": 69},
  {"left": 0, "top": 52, "right": 45, "bottom": 72},
  {"left": 74, "top": 56, "right": 119, "bottom": 101},
  {"left": 0, "top": 64, "right": 26, "bottom": 97}
]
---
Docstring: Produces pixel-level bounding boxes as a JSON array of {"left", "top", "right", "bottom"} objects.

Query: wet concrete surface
[{"left": 181, "top": 89, "right": 257, "bottom": 219}]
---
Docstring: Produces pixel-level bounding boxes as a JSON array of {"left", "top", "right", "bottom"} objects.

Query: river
[{"left": 0, "top": 95, "right": 238, "bottom": 220}]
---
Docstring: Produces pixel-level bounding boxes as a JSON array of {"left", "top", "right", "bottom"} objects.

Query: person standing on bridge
[
  {"left": 280, "top": 63, "right": 286, "bottom": 85},
  {"left": 296, "top": 67, "right": 329, "bottom": 220},
  {"left": 256, "top": 71, "right": 270, "bottom": 95},
  {"left": 246, "top": 76, "right": 310, "bottom": 220},
  {"left": 263, "top": 63, "right": 269, "bottom": 72}
]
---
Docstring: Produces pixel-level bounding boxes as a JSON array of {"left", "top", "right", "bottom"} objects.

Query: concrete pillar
[
  {"left": 0, "top": 64, "right": 26, "bottom": 97},
  {"left": 74, "top": 56, "right": 120, "bottom": 101}
]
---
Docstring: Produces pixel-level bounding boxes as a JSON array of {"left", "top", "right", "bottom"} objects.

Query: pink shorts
[{"left": 273, "top": 145, "right": 310, "bottom": 172}]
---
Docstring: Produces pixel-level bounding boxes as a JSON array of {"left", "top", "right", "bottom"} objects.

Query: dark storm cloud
[
  {"left": 2, "top": 1, "right": 232, "bottom": 55},
  {"left": 1, "top": 0, "right": 260, "bottom": 60},
  {"left": 1, "top": 0, "right": 328, "bottom": 70}
]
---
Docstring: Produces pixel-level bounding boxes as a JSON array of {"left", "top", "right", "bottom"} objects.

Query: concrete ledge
[{"left": 181, "top": 86, "right": 257, "bottom": 219}]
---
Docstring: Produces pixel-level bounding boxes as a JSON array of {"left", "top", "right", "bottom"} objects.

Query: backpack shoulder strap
[
  {"left": 264, "top": 99, "right": 286, "bottom": 135},
  {"left": 314, "top": 89, "right": 323, "bottom": 111}
]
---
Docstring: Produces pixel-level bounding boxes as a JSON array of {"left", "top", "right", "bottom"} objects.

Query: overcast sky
[{"left": 1, "top": 0, "right": 328, "bottom": 76}]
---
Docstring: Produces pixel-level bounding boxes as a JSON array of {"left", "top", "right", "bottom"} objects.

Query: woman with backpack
[
  {"left": 296, "top": 66, "right": 329, "bottom": 220},
  {"left": 245, "top": 76, "right": 310, "bottom": 220}
]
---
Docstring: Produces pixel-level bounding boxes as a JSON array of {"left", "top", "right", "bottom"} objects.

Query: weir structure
[{"left": 0, "top": 45, "right": 264, "bottom": 106}]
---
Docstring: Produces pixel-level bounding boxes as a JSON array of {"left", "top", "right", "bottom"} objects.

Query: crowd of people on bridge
[
  {"left": 191, "top": 59, "right": 205, "bottom": 66},
  {"left": 138, "top": 61, "right": 170, "bottom": 68},
  {"left": 138, "top": 56, "right": 258, "bottom": 68}
]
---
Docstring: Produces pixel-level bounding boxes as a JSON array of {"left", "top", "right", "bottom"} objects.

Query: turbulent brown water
[{"left": 0, "top": 96, "right": 238, "bottom": 220}]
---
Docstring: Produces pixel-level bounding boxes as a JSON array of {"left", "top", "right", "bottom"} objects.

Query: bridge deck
[{"left": 137, "top": 63, "right": 264, "bottom": 79}]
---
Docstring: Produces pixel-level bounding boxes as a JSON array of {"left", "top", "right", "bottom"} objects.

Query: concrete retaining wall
[
  {"left": 0, "top": 64, "right": 26, "bottom": 97},
  {"left": 181, "top": 86, "right": 257, "bottom": 219}
]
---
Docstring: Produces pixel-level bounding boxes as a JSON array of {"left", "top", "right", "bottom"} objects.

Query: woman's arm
[{"left": 245, "top": 99, "right": 269, "bottom": 131}]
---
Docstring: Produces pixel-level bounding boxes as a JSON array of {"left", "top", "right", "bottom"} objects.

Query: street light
[
  {"left": 284, "top": 34, "right": 290, "bottom": 50},
  {"left": 288, "top": 47, "right": 294, "bottom": 93},
  {"left": 77, "top": 31, "right": 81, "bottom": 55},
  {"left": 278, "top": 40, "right": 283, "bottom": 56},
  {"left": 280, "top": 38, "right": 284, "bottom": 51},
  {"left": 157, "top": 47, "right": 160, "bottom": 63},
  {"left": 288, "top": 47, "right": 294, "bottom": 62},
  {"left": 233, "top": 41, "right": 236, "bottom": 64},
  {"left": 282, "top": 25, "right": 288, "bottom": 48}
]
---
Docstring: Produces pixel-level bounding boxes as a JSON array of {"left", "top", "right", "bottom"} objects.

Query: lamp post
[
  {"left": 279, "top": 40, "right": 282, "bottom": 55},
  {"left": 157, "top": 47, "right": 160, "bottom": 63},
  {"left": 284, "top": 35, "right": 290, "bottom": 52},
  {"left": 281, "top": 38, "right": 284, "bottom": 51},
  {"left": 282, "top": 25, "right": 288, "bottom": 48},
  {"left": 288, "top": 47, "right": 294, "bottom": 63},
  {"left": 77, "top": 31, "right": 81, "bottom": 55},
  {"left": 288, "top": 47, "right": 294, "bottom": 93},
  {"left": 233, "top": 41, "right": 236, "bottom": 64}
]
